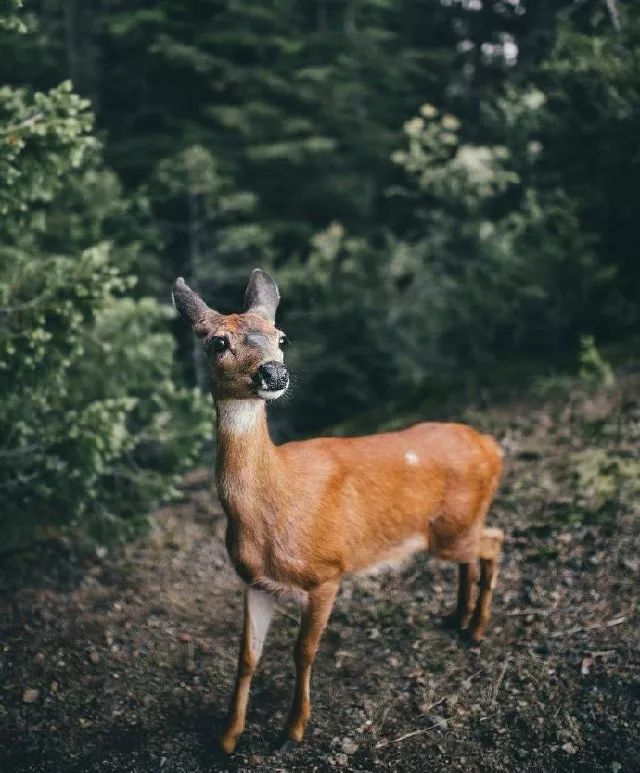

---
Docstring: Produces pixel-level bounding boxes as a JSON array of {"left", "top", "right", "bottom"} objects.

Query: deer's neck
[{"left": 215, "top": 399, "right": 281, "bottom": 516}]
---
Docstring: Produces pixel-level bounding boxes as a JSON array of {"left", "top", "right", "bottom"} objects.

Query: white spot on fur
[
  {"left": 405, "top": 450, "right": 419, "bottom": 465},
  {"left": 246, "top": 587, "right": 276, "bottom": 656},
  {"left": 217, "top": 399, "right": 262, "bottom": 433},
  {"left": 357, "top": 534, "right": 428, "bottom": 576}
]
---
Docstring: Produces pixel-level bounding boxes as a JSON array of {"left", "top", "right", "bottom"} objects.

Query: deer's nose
[{"left": 254, "top": 361, "right": 289, "bottom": 391}]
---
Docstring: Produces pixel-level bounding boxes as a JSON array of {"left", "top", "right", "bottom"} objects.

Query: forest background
[{"left": 1, "top": 0, "right": 638, "bottom": 548}]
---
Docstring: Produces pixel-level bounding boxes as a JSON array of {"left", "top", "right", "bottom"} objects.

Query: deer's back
[{"left": 278, "top": 422, "right": 503, "bottom": 572}]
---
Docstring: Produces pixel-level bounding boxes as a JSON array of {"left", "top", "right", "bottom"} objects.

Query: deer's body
[
  {"left": 219, "top": 400, "right": 502, "bottom": 592},
  {"left": 172, "top": 271, "right": 505, "bottom": 755}
]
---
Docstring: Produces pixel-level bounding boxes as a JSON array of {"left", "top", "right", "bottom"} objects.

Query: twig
[
  {"left": 549, "top": 615, "right": 627, "bottom": 639},
  {"left": 505, "top": 608, "right": 552, "bottom": 617},
  {"left": 421, "top": 695, "right": 446, "bottom": 713},
  {"left": 1, "top": 112, "right": 44, "bottom": 135},
  {"left": 375, "top": 721, "right": 441, "bottom": 749},
  {"left": 491, "top": 657, "right": 510, "bottom": 708}
]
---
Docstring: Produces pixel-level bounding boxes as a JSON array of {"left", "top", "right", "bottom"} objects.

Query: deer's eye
[
  {"left": 209, "top": 335, "right": 229, "bottom": 354},
  {"left": 279, "top": 334, "right": 289, "bottom": 349}
]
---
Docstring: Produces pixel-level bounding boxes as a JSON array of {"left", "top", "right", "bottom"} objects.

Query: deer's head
[{"left": 173, "top": 269, "right": 289, "bottom": 401}]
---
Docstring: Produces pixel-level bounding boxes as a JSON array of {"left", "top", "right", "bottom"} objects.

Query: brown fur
[{"left": 173, "top": 273, "right": 505, "bottom": 753}]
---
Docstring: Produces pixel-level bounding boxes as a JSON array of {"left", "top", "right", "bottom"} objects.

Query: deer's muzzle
[{"left": 253, "top": 361, "right": 289, "bottom": 396}]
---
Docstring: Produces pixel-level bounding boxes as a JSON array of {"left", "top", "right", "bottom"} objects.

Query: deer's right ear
[{"left": 172, "top": 277, "right": 218, "bottom": 336}]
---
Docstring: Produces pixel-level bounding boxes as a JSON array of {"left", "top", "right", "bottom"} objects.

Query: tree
[{"left": 0, "top": 61, "right": 208, "bottom": 550}]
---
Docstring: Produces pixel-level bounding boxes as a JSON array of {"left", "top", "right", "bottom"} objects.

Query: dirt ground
[{"left": 1, "top": 382, "right": 639, "bottom": 772}]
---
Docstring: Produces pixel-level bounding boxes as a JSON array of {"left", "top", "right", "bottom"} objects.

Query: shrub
[{"left": 0, "top": 78, "right": 209, "bottom": 551}]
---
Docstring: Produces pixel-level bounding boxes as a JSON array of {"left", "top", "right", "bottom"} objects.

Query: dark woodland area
[{"left": 1, "top": 1, "right": 639, "bottom": 770}]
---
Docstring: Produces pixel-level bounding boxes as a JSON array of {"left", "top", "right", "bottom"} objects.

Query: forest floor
[{"left": 1, "top": 375, "right": 640, "bottom": 772}]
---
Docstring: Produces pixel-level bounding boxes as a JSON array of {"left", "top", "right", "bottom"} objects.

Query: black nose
[{"left": 255, "top": 361, "right": 289, "bottom": 391}]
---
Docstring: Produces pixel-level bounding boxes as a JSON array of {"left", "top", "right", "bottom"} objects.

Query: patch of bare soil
[{"left": 1, "top": 381, "right": 639, "bottom": 772}]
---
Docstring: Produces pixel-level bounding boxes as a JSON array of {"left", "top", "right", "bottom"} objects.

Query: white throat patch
[{"left": 217, "top": 399, "right": 263, "bottom": 434}]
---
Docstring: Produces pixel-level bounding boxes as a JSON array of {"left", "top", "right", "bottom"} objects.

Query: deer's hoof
[{"left": 219, "top": 733, "right": 239, "bottom": 755}]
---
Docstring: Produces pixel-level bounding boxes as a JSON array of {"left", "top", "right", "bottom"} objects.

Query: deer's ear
[
  {"left": 243, "top": 268, "right": 280, "bottom": 323},
  {"left": 172, "top": 277, "right": 219, "bottom": 336}
]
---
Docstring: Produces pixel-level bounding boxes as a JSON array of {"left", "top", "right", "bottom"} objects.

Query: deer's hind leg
[
  {"left": 468, "top": 527, "right": 504, "bottom": 643},
  {"left": 445, "top": 562, "right": 478, "bottom": 630}
]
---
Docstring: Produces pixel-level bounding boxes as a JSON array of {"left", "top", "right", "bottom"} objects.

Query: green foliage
[
  {"left": 0, "top": 81, "right": 96, "bottom": 220},
  {"left": 387, "top": 91, "right": 609, "bottom": 368},
  {"left": 578, "top": 335, "right": 615, "bottom": 388},
  {"left": 0, "top": 76, "right": 208, "bottom": 551},
  {"left": 569, "top": 448, "right": 640, "bottom": 526},
  {"left": 1, "top": 0, "right": 639, "bottom": 444},
  {"left": 0, "top": 0, "right": 25, "bottom": 31}
]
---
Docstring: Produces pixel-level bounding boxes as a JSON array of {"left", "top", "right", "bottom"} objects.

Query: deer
[{"left": 172, "top": 269, "right": 504, "bottom": 754}]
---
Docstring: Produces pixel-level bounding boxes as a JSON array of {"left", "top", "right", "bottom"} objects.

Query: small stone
[
  {"left": 562, "top": 742, "right": 578, "bottom": 754},
  {"left": 22, "top": 688, "right": 39, "bottom": 704},
  {"left": 87, "top": 650, "right": 99, "bottom": 664},
  {"left": 341, "top": 738, "right": 358, "bottom": 754},
  {"left": 50, "top": 681, "right": 58, "bottom": 693},
  {"left": 33, "top": 652, "right": 45, "bottom": 665},
  {"left": 248, "top": 754, "right": 265, "bottom": 765},
  {"left": 178, "top": 632, "right": 192, "bottom": 642},
  {"left": 334, "top": 752, "right": 348, "bottom": 767}
]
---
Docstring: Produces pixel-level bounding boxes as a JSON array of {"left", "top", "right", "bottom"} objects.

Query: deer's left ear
[
  {"left": 243, "top": 268, "right": 280, "bottom": 323},
  {"left": 172, "top": 277, "right": 220, "bottom": 337}
]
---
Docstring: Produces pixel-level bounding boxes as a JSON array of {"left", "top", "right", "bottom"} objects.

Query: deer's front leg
[
  {"left": 284, "top": 579, "right": 339, "bottom": 744},
  {"left": 220, "top": 587, "right": 275, "bottom": 754}
]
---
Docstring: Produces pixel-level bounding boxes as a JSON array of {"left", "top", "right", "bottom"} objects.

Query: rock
[
  {"left": 562, "top": 742, "right": 578, "bottom": 754},
  {"left": 333, "top": 752, "right": 348, "bottom": 767},
  {"left": 248, "top": 754, "right": 265, "bottom": 765},
  {"left": 22, "top": 688, "right": 39, "bottom": 704},
  {"left": 87, "top": 649, "right": 99, "bottom": 664},
  {"left": 341, "top": 738, "right": 358, "bottom": 754},
  {"left": 33, "top": 652, "right": 45, "bottom": 665}
]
